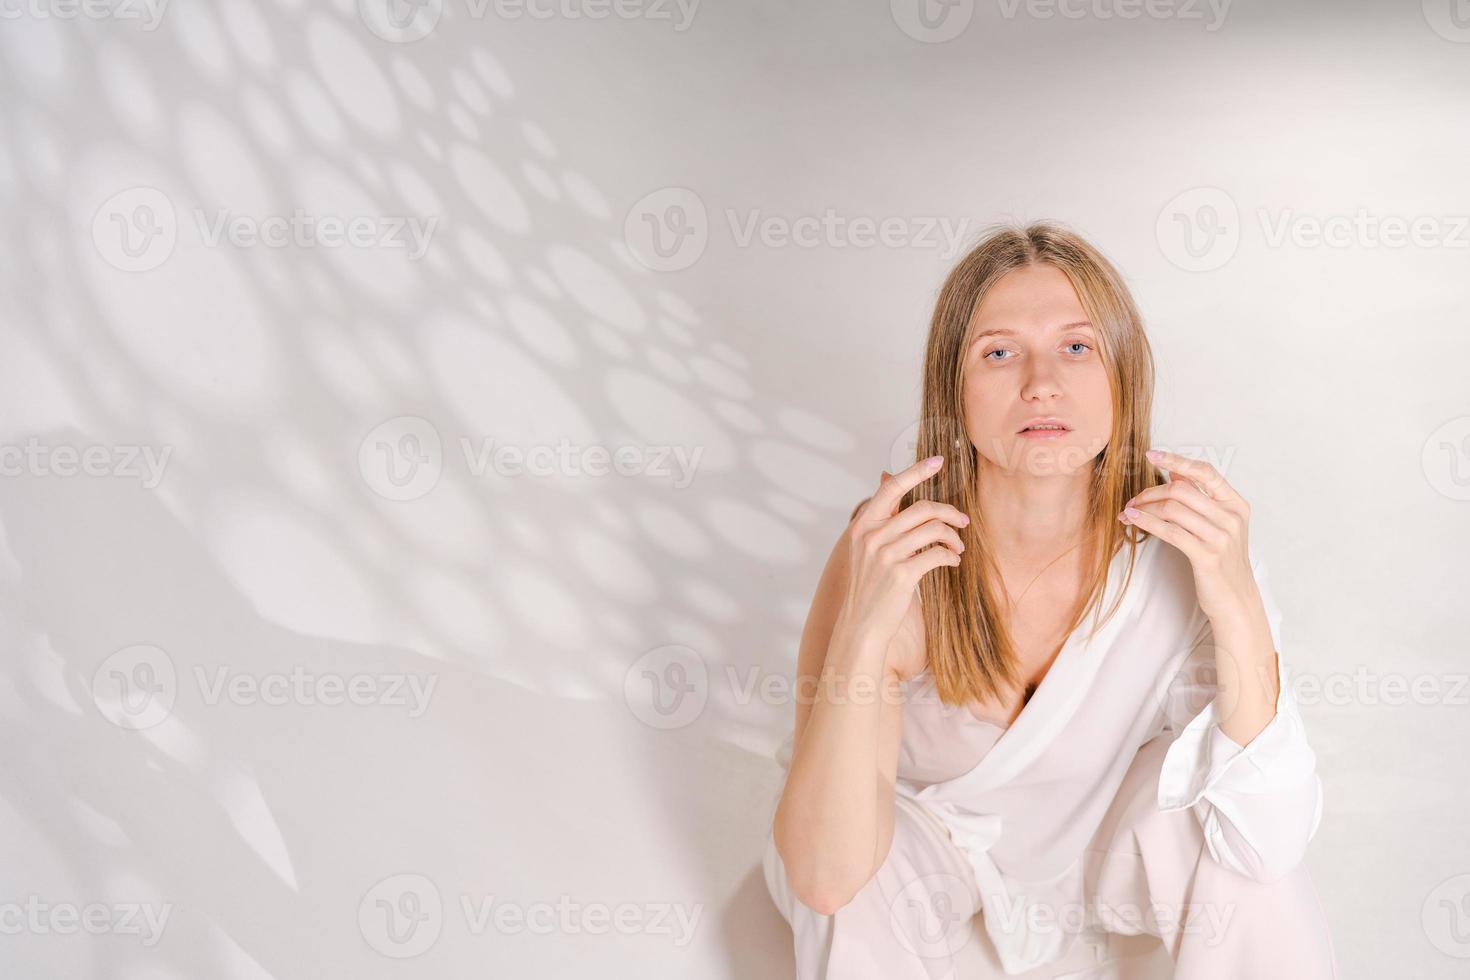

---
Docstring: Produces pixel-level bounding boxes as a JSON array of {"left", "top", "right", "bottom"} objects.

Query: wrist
[
  {"left": 1208, "top": 603, "right": 1270, "bottom": 644},
  {"left": 1209, "top": 577, "right": 1270, "bottom": 632},
  {"left": 828, "top": 614, "right": 891, "bottom": 670}
]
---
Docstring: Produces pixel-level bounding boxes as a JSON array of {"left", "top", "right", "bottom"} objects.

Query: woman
[{"left": 762, "top": 222, "right": 1337, "bottom": 978}]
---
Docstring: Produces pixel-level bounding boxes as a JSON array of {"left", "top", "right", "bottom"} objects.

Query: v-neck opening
[
  {"left": 915, "top": 535, "right": 1152, "bottom": 746},
  {"left": 979, "top": 534, "right": 1152, "bottom": 762}
]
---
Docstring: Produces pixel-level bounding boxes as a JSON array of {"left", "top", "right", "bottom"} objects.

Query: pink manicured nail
[
  {"left": 1145, "top": 449, "right": 1164, "bottom": 460},
  {"left": 924, "top": 454, "right": 944, "bottom": 469},
  {"left": 1124, "top": 507, "right": 1143, "bottom": 520}
]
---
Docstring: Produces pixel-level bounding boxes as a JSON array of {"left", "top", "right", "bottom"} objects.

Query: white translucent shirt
[{"left": 774, "top": 533, "right": 1323, "bottom": 974}]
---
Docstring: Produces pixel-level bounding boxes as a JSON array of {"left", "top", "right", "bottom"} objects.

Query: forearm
[
  {"left": 772, "top": 619, "right": 898, "bottom": 910},
  {"left": 1209, "top": 606, "right": 1280, "bottom": 747}
]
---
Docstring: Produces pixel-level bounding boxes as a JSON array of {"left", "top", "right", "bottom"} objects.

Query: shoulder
[
  {"left": 1135, "top": 531, "right": 1271, "bottom": 601},
  {"left": 1126, "top": 533, "right": 1278, "bottom": 645},
  {"left": 1123, "top": 534, "right": 1201, "bottom": 641}
]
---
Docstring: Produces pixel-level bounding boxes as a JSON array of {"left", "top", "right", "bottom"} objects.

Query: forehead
[{"left": 968, "top": 264, "right": 1090, "bottom": 337}]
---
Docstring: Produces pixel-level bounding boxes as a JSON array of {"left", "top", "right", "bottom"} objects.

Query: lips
[{"left": 1018, "top": 418, "right": 1072, "bottom": 433}]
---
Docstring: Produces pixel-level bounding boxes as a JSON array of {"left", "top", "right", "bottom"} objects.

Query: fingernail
[
  {"left": 1145, "top": 449, "right": 1164, "bottom": 460},
  {"left": 1124, "top": 507, "right": 1143, "bottom": 520},
  {"left": 925, "top": 455, "right": 944, "bottom": 469},
  {"left": 1117, "top": 511, "right": 1129, "bottom": 524}
]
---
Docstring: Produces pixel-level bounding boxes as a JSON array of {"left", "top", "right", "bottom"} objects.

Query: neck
[{"left": 974, "top": 459, "right": 1093, "bottom": 561}]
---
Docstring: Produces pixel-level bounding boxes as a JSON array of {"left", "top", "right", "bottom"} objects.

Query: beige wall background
[{"left": 2, "top": 0, "right": 1467, "bottom": 977}]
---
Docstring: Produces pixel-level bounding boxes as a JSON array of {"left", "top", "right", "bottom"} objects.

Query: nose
[{"left": 1019, "top": 360, "right": 1062, "bottom": 402}]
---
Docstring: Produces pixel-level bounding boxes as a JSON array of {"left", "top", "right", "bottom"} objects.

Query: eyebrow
[{"left": 974, "top": 321, "right": 1094, "bottom": 340}]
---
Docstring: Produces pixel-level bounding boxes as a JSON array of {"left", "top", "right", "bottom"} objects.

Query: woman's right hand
[{"left": 837, "top": 454, "right": 970, "bottom": 662}]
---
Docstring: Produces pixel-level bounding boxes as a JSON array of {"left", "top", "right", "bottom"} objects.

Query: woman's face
[{"left": 961, "top": 263, "right": 1113, "bottom": 477}]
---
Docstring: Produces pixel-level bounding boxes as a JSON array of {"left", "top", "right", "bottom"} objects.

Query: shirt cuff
[{"left": 1156, "top": 643, "right": 1323, "bottom": 882}]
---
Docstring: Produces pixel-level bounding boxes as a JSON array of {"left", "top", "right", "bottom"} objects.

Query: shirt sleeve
[{"left": 1153, "top": 555, "right": 1324, "bottom": 884}]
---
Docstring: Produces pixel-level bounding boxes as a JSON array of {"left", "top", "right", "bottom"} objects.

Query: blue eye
[
  {"left": 984, "top": 349, "right": 1013, "bottom": 361},
  {"left": 1065, "top": 342, "right": 1092, "bottom": 355}
]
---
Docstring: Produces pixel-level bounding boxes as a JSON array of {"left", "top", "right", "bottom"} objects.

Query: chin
[{"left": 1012, "top": 438, "right": 1105, "bottom": 477}]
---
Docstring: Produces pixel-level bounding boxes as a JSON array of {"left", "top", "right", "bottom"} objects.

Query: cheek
[
  {"left": 1075, "top": 366, "right": 1114, "bottom": 428},
  {"left": 962, "top": 380, "right": 1004, "bottom": 428}
]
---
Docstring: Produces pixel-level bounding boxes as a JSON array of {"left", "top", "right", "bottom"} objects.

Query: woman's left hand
[{"left": 1118, "top": 448, "right": 1264, "bottom": 627}]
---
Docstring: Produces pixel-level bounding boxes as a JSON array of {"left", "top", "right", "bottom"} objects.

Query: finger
[
  {"left": 1125, "top": 482, "right": 1231, "bottom": 533},
  {"left": 885, "top": 519, "right": 965, "bottom": 560},
  {"left": 1117, "top": 505, "right": 1202, "bottom": 561},
  {"left": 1145, "top": 449, "right": 1241, "bottom": 504},
  {"left": 902, "top": 539, "right": 963, "bottom": 581},
  {"left": 879, "top": 500, "right": 971, "bottom": 540},
  {"left": 867, "top": 454, "right": 945, "bottom": 519},
  {"left": 1121, "top": 497, "right": 1217, "bottom": 542}
]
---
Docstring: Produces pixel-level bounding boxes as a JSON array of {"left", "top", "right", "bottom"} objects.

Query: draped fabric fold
[{"left": 928, "top": 800, "right": 1091, "bottom": 973}]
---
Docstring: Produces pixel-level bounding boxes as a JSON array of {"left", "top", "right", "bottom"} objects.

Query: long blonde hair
[{"left": 904, "top": 220, "right": 1166, "bottom": 707}]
